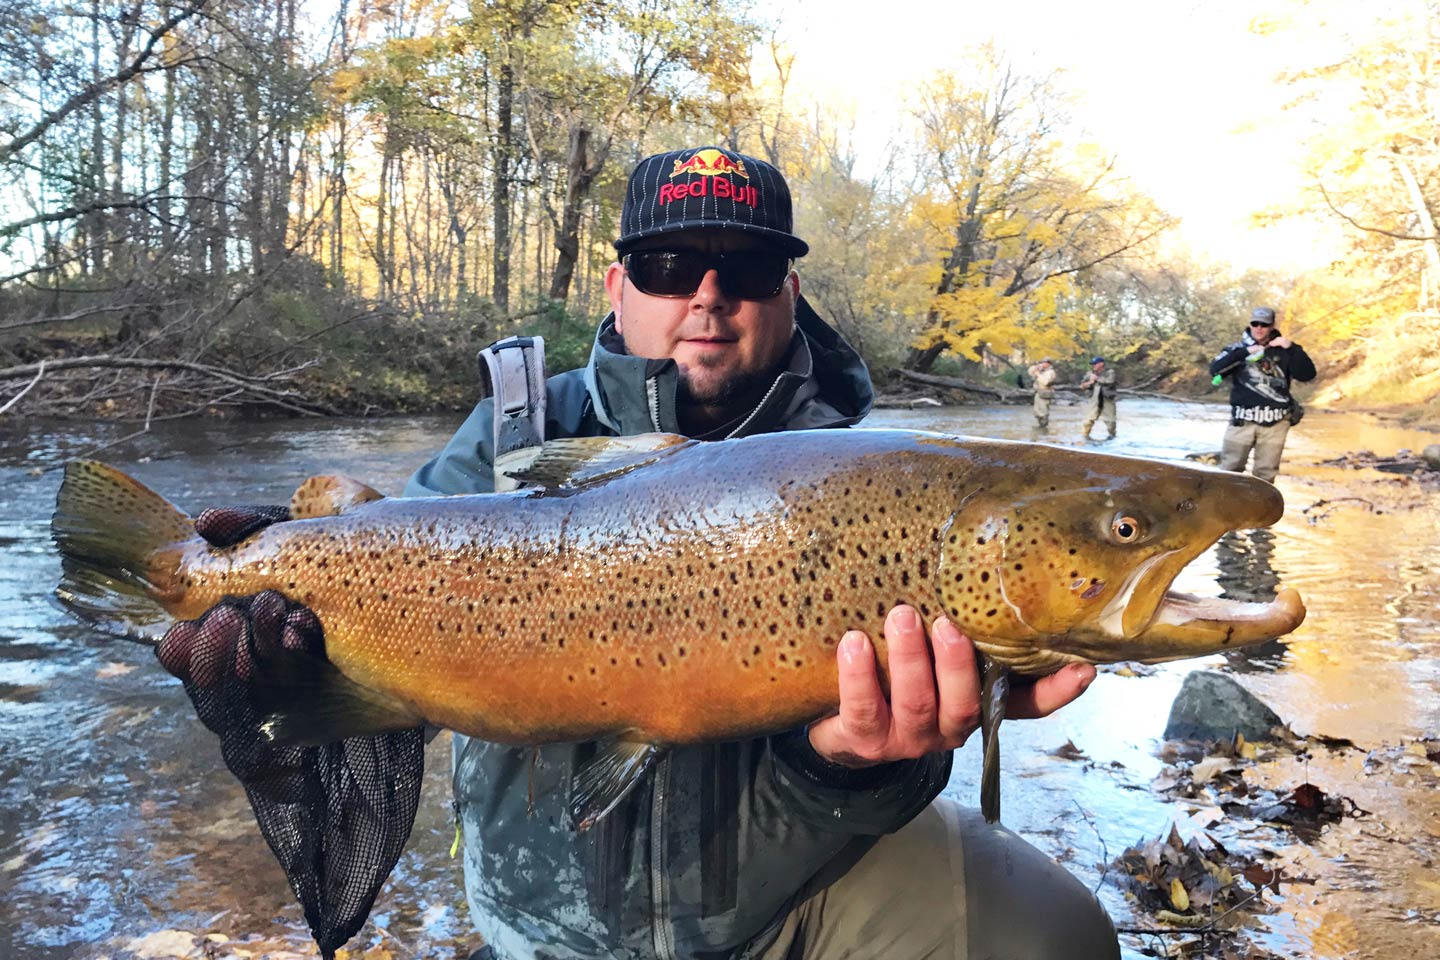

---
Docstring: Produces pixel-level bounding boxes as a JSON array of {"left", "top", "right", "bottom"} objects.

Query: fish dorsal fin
[
  {"left": 570, "top": 738, "right": 662, "bottom": 830},
  {"left": 507, "top": 434, "right": 692, "bottom": 489},
  {"left": 290, "top": 476, "right": 386, "bottom": 519}
]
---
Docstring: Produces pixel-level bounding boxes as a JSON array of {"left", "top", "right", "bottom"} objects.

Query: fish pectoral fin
[
  {"left": 508, "top": 434, "right": 692, "bottom": 489},
  {"left": 569, "top": 738, "right": 663, "bottom": 831},
  {"left": 253, "top": 650, "right": 423, "bottom": 746},
  {"left": 979, "top": 657, "right": 1011, "bottom": 824},
  {"left": 289, "top": 475, "right": 386, "bottom": 519}
]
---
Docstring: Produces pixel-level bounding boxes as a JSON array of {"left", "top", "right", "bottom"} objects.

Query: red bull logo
[
  {"left": 660, "top": 149, "right": 759, "bottom": 208},
  {"left": 670, "top": 148, "right": 749, "bottom": 179}
]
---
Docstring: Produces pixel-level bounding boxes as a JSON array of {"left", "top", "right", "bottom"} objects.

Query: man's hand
[
  {"left": 1269, "top": 335, "right": 1292, "bottom": 349},
  {"left": 807, "top": 605, "right": 1096, "bottom": 768}
]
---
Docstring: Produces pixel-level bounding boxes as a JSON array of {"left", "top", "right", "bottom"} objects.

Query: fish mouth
[
  {"left": 1079, "top": 544, "right": 1307, "bottom": 663},
  {"left": 1138, "top": 588, "right": 1308, "bottom": 658}
]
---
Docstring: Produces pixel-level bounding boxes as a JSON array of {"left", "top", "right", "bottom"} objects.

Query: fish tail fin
[{"left": 51, "top": 460, "right": 193, "bottom": 642}]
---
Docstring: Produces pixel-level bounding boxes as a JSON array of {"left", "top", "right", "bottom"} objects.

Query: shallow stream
[{"left": 1, "top": 397, "right": 1436, "bottom": 958}]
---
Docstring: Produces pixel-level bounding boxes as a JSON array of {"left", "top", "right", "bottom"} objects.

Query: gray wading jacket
[{"left": 404, "top": 298, "right": 952, "bottom": 959}]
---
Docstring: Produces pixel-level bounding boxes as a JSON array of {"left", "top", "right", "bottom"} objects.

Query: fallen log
[{"left": 897, "top": 369, "right": 1028, "bottom": 401}]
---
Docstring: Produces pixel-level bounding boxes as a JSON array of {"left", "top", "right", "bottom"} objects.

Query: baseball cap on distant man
[
  {"left": 614, "top": 146, "right": 809, "bottom": 257},
  {"left": 1250, "top": 306, "right": 1276, "bottom": 325}
]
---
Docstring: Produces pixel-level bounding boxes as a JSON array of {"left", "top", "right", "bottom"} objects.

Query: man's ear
[
  {"left": 787, "top": 269, "right": 800, "bottom": 302},
  {"left": 604, "top": 261, "right": 626, "bottom": 332}
]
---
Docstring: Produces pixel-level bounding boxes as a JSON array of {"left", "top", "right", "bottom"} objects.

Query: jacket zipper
[
  {"left": 646, "top": 377, "right": 662, "bottom": 432},
  {"left": 726, "top": 375, "right": 785, "bottom": 439},
  {"left": 650, "top": 754, "right": 676, "bottom": 959}
]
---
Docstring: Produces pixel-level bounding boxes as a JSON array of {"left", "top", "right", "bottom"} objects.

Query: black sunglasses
[
  {"left": 623, "top": 250, "right": 792, "bottom": 300},
  {"left": 1249, "top": 320, "right": 1273, "bottom": 328}
]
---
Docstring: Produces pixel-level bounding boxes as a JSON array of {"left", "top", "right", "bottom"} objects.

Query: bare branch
[
  {"left": 0, "top": 2, "right": 210, "bottom": 163},
  {"left": 0, "top": 360, "right": 44, "bottom": 415}
]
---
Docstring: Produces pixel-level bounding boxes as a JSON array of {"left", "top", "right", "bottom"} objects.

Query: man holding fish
[{"left": 147, "top": 147, "right": 1118, "bottom": 957}]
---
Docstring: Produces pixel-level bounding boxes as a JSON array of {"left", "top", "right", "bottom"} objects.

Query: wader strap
[{"left": 478, "top": 336, "right": 546, "bottom": 492}]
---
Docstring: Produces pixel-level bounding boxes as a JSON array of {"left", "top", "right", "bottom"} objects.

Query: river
[{"left": 1, "top": 397, "right": 1437, "bottom": 959}]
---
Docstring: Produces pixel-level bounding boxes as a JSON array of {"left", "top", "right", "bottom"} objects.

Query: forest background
[{"left": 2, "top": 0, "right": 1438, "bottom": 424}]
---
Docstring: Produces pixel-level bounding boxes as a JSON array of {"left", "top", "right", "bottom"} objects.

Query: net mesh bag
[{"left": 162, "top": 593, "right": 426, "bottom": 959}]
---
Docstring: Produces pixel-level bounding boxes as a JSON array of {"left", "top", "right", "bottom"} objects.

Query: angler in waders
[
  {"left": 1079, "top": 356, "right": 1117, "bottom": 440},
  {"left": 1210, "top": 306, "right": 1317, "bottom": 483}
]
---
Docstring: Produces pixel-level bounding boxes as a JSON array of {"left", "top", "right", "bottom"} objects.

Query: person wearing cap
[
  {"left": 1209, "top": 306, "right": 1316, "bottom": 482},
  {"left": 1026, "top": 357, "right": 1058, "bottom": 429},
  {"left": 1078, "top": 356, "right": 1117, "bottom": 439},
  {"left": 410, "top": 146, "right": 1115, "bottom": 959},
  {"left": 155, "top": 146, "right": 1117, "bottom": 960}
]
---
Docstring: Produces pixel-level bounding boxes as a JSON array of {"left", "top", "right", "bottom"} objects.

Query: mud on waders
[{"left": 478, "top": 335, "right": 548, "bottom": 492}]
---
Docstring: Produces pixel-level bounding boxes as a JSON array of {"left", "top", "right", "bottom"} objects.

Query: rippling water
[{"left": 1, "top": 398, "right": 1436, "bottom": 959}]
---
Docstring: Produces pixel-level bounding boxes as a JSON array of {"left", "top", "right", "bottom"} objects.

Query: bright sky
[{"left": 773, "top": 0, "right": 1351, "bottom": 274}]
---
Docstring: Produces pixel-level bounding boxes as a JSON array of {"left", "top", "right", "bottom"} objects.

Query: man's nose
[{"left": 691, "top": 269, "right": 729, "bottom": 307}]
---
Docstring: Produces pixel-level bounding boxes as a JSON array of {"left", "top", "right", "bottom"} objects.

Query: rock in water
[
  {"left": 1423, "top": 444, "right": 1440, "bottom": 471},
  {"left": 1164, "top": 671, "right": 1284, "bottom": 742}
]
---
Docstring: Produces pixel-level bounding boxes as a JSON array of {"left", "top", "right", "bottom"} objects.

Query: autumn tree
[{"left": 899, "top": 48, "right": 1172, "bottom": 373}]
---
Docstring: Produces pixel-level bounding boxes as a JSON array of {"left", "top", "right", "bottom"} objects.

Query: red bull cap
[{"left": 615, "top": 145, "right": 808, "bottom": 256}]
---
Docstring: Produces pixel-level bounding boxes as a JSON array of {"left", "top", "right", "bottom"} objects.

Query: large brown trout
[{"left": 53, "top": 428, "right": 1305, "bottom": 828}]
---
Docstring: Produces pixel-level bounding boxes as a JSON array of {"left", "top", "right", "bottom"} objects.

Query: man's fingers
[
  {"left": 809, "top": 631, "right": 891, "bottom": 763},
  {"left": 155, "top": 620, "right": 198, "bottom": 681},
  {"left": 189, "top": 604, "right": 246, "bottom": 688},
  {"left": 931, "top": 617, "right": 980, "bottom": 742},
  {"left": 883, "top": 606, "right": 938, "bottom": 742},
  {"left": 1006, "top": 662, "right": 1096, "bottom": 719},
  {"left": 193, "top": 505, "right": 291, "bottom": 548}
]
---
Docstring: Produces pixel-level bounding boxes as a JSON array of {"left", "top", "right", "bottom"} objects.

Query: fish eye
[{"left": 1112, "top": 515, "right": 1142, "bottom": 542}]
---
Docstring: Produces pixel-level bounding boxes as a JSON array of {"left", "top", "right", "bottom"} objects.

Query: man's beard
[{"left": 676, "top": 358, "right": 774, "bottom": 411}]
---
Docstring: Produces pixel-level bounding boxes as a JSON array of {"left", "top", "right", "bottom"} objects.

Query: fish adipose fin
[
  {"left": 509, "top": 434, "right": 692, "bottom": 489},
  {"left": 253, "top": 650, "right": 425, "bottom": 746},
  {"left": 979, "top": 656, "right": 1011, "bottom": 824},
  {"left": 289, "top": 475, "right": 385, "bottom": 518},
  {"left": 51, "top": 460, "right": 192, "bottom": 641},
  {"left": 570, "top": 738, "right": 662, "bottom": 830}
]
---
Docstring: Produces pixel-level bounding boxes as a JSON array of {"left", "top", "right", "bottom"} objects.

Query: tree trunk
[
  {"left": 492, "top": 57, "right": 514, "bottom": 312},
  {"left": 158, "top": 47, "right": 177, "bottom": 251},
  {"left": 548, "top": 125, "right": 608, "bottom": 302}
]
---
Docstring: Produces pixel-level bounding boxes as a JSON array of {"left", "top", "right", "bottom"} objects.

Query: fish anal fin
[
  {"left": 508, "top": 434, "right": 692, "bottom": 489},
  {"left": 570, "top": 738, "right": 662, "bottom": 830},
  {"left": 290, "top": 476, "right": 385, "bottom": 519},
  {"left": 254, "top": 649, "right": 422, "bottom": 745},
  {"left": 979, "top": 656, "right": 1011, "bottom": 824}
]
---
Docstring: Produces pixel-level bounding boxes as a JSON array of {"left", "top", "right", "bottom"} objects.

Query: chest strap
[{"left": 478, "top": 336, "right": 547, "bottom": 492}]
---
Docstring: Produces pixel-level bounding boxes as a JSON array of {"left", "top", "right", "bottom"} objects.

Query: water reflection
[{"left": 1215, "top": 529, "right": 1289, "bottom": 670}]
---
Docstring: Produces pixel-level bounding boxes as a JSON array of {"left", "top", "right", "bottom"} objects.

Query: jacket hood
[{"left": 581, "top": 293, "right": 872, "bottom": 438}]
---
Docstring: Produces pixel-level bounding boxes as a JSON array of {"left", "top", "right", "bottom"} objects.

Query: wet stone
[
  {"left": 1163, "top": 670, "right": 1284, "bottom": 742},
  {"left": 1423, "top": 444, "right": 1440, "bottom": 471}
]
